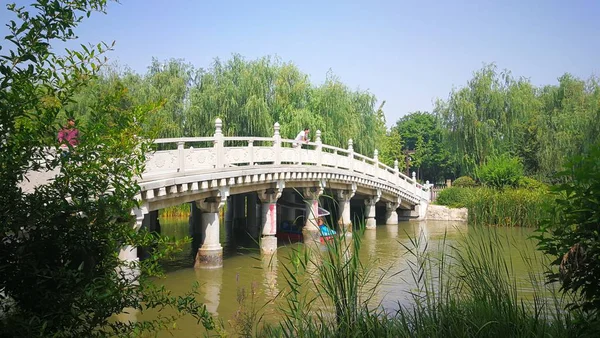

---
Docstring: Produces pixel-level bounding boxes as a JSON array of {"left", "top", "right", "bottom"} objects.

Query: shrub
[
  {"left": 467, "top": 188, "right": 553, "bottom": 228},
  {"left": 537, "top": 144, "right": 600, "bottom": 321},
  {"left": 453, "top": 176, "right": 477, "bottom": 187},
  {"left": 435, "top": 187, "right": 474, "bottom": 208},
  {"left": 518, "top": 176, "right": 548, "bottom": 190},
  {"left": 477, "top": 154, "right": 524, "bottom": 189}
]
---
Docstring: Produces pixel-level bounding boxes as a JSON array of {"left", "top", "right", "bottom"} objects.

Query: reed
[
  {"left": 467, "top": 188, "right": 553, "bottom": 228},
  {"left": 436, "top": 187, "right": 553, "bottom": 227},
  {"left": 250, "top": 224, "right": 583, "bottom": 337}
]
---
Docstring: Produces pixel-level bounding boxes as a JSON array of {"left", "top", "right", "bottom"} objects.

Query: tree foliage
[
  {"left": 435, "top": 63, "right": 600, "bottom": 182},
  {"left": 0, "top": 2, "right": 216, "bottom": 336},
  {"left": 378, "top": 126, "right": 404, "bottom": 169},
  {"left": 537, "top": 144, "right": 600, "bottom": 321},
  {"left": 394, "top": 111, "right": 456, "bottom": 182}
]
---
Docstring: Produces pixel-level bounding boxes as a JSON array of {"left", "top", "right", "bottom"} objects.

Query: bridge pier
[
  {"left": 192, "top": 198, "right": 225, "bottom": 269},
  {"left": 385, "top": 200, "right": 400, "bottom": 225},
  {"left": 337, "top": 187, "right": 355, "bottom": 233},
  {"left": 303, "top": 186, "right": 323, "bottom": 233},
  {"left": 258, "top": 188, "right": 281, "bottom": 254},
  {"left": 364, "top": 190, "right": 381, "bottom": 230}
]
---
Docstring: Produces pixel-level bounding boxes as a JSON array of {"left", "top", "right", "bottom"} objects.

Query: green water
[{"left": 129, "top": 219, "right": 547, "bottom": 337}]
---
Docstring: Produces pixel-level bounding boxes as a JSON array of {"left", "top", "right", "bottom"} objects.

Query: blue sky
[{"left": 2, "top": 0, "right": 599, "bottom": 125}]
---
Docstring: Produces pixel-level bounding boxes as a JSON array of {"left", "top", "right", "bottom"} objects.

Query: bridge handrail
[
  {"left": 143, "top": 119, "right": 430, "bottom": 201},
  {"left": 153, "top": 137, "right": 215, "bottom": 144}
]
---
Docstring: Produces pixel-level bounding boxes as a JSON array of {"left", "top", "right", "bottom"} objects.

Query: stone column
[
  {"left": 364, "top": 190, "right": 381, "bottom": 230},
  {"left": 194, "top": 190, "right": 228, "bottom": 269},
  {"left": 117, "top": 207, "right": 145, "bottom": 284},
  {"left": 336, "top": 185, "right": 355, "bottom": 233},
  {"left": 258, "top": 188, "right": 281, "bottom": 254},
  {"left": 385, "top": 199, "right": 400, "bottom": 225},
  {"left": 247, "top": 192, "right": 259, "bottom": 238},
  {"left": 303, "top": 184, "right": 324, "bottom": 233}
]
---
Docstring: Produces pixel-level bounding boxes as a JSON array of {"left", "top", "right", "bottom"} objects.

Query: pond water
[{"left": 129, "top": 218, "right": 546, "bottom": 337}]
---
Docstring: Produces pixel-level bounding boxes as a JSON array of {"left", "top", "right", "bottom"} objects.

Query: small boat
[{"left": 276, "top": 221, "right": 303, "bottom": 242}]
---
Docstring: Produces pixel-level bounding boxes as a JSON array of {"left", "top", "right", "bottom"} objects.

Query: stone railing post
[
  {"left": 347, "top": 139, "right": 354, "bottom": 171},
  {"left": 214, "top": 118, "right": 224, "bottom": 168},
  {"left": 177, "top": 141, "right": 185, "bottom": 173},
  {"left": 393, "top": 159, "right": 400, "bottom": 186},
  {"left": 373, "top": 149, "right": 379, "bottom": 172},
  {"left": 248, "top": 139, "right": 254, "bottom": 166},
  {"left": 273, "top": 122, "right": 281, "bottom": 165},
  {"left": 315, "top": 130, "right": 322, "bottom": 166}
]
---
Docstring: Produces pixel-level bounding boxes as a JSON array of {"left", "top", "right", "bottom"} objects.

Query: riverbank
[
  {"left": 425, "top": 204, "right": 468, "bottom": 221},
  {"left": 434, "top": 187, "right": 552, "bottom": 227}
]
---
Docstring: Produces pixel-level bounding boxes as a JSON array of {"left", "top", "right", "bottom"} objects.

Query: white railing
[{"left": 143, "top": 119, "right": 431, "bottom": 201}]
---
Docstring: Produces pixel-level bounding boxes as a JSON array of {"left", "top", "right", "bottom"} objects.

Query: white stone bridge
[{"left": 132, "top": 119, "right": 432, "bottom": 268}]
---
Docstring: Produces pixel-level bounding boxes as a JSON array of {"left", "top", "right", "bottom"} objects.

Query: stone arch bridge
[{"left": 129, "top": 119, "right": 432, "bottom": 268}]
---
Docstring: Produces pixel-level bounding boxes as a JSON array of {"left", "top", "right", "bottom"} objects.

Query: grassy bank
[{"left": 435, "top": 187, "right": 553, "bottom": 227}]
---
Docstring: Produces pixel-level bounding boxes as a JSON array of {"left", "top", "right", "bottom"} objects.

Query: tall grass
[
  {"left": 245, "top": 224, "right": 582, "bottom": 337},
  {"left": 436, "top": 187, "right": 553, "bottom": 227}
]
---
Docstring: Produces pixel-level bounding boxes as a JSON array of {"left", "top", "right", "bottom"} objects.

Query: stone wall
[{"left": 425, "top": 204, "right": 468, "bottom": 222}]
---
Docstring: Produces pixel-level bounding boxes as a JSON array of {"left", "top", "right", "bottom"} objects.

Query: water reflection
[
  {"left": 262, "top": 253, "right": 278, "bottom": 299},
  {"left": 116, "top": 307, "right": 139, "bottom": 325},
  {"left": 196, "top": 268, "right": 222, "bottom": 316},
  {"left": 385, "top": 224, "right": 398, "bottom": 238}
]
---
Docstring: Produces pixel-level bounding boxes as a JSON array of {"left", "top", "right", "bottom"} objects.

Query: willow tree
[
  {"left": 435, "top": 64, "right": 533, "bottom": 176},
  {"left": 535, "top": 74, "right": 600, "bottom": 180}
]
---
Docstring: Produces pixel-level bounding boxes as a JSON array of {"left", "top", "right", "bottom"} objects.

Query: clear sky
[{"left": 2, "top": 0, "right": 599, "bottom": 125}]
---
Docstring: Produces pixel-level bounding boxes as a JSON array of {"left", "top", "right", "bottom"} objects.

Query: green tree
[
  {"left": 378, "top": 126, "right": 404, "bottom": 169},
  {"left": 0, "top": 2, "right": 216, "bottom": 336},
  {"left": 535, "top": 74, "right": 600, "bottom": 181},
  {"left": 435, "top": 64, "right": 532, "bottom": 175},
  {"left": 394, "top": 112, "right": 455, "bottom": 182}
]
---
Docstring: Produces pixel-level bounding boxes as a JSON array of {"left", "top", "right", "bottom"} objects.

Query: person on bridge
[{"left": 293, "top": 127, "right": 310, "bottom": 148}]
